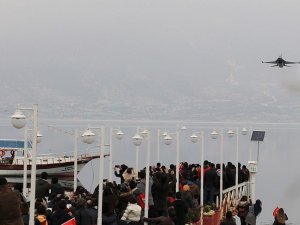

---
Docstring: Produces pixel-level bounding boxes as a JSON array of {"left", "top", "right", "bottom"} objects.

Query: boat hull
[{"left": 0, "top": 156, "right": 99, "bottom": 177}]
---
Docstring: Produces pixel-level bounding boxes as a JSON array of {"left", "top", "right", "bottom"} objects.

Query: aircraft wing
[
  {"left": 262, "top": 61, "right": 277, "bottom": 64},
  {"left": 285, "top": 61, "right": 300, "bottom": 64}
]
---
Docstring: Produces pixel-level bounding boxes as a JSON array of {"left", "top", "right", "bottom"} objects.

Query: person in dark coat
[
  {"left": 75, "top": 198, "right": 92, "bottom": 225},
  {"left": 114, "top": 164, "right": 128, "bottom": 183},
  {"left": 102, "top": 184, "right": 118, "bottom": 223},
  {"left": 203, "top": 163, "right": 217, "bottom": 204},
  {"left": 220, "top": 211, "right": 236, "bottom": 225},
  {"left": 181, "top": 185, "right": 194, "bottom": 209},
  {"left": 143, "top": 207, "right": 176, "bottom": 225},
  {"left": 171, "top": 192, "right": 188, "bottom": 225},
  {"left": 51, "top": 200, "right": 73, "bottom": 225},
  {"left": 50, "top": 177, "right": 65, "bottom": 197},
  {"left": 152, "top": 172, "right": 169, "bottom": 217},
  {"left": 0, "top": 176, "right": 24, "bottom": 225},
  {"left": 85, "top": 199, "right": 97, "bottom": 225},
  {"left": 36, "top": 172, "right": 50, "bottom": 198},
  {"left": 245, "top": 199, "right": 262, "bottom": 225}
]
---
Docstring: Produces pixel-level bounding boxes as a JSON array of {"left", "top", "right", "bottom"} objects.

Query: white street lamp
[
  {"left": 82, "top": 128, "right": 96, "bottom": 144},
  {"left": 210, "top": 129, "right": 224, "bottom": 208},
  {"left": 228, "top": 128, "right": 248, "bottom": 199},
  {"left": 11, "top": 109, "right": 26, "bottom": 129},
  {"left": 74, "top": 129, "right": 79, "bottom": 192},
  {"left": 190, "top": 131, "right": 204, "bottom": 225},
  {"left": 140, "top": 129, "right": 151, "bottom": 224},
  {"left": 82, "top": 126, "right": 105, "bottom": 225},
  {"left": 115, "top": 129, "right": 124, "bottom": 140},
  {"left": 211, "top": 130, "right": 218, "bottom": 139},
  {"left": 227, "top": 129, "right": 235, "bottom": 138},
  {"left": 163, "top": 131, "right": 180, "bottom": 192},
  {"left": 241, "top": 127, "right": 248, "bottom": 136},
  {"left": 132, "top": 131, "right": 143, "bottom": 172},
  {"left": 156, "top": 129, "right": 168, "bottom": 163},
  {"left": 163, "top": 134, "right": 172, "bottom": 145},
  {"left": 23, "top": 128, "right": 43, "bottom": 197},
  {"left": 109, "top": 128, "right": 124, "bottom": 181},
  {"left": 11, "top": 105, "right": 39, "bottom": 225}
]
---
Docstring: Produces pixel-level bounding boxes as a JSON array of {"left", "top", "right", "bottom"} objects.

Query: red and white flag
[
  {"left": 62, "top": 218, "right": 76, "bottom": 225},
  {"left": 273, "top": 207, "right": 279, "bottom": 217}
]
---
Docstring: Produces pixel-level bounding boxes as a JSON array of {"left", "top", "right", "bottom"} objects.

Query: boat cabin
[{"left": 0, "top": 139, "right": 30, "bottom": 165}]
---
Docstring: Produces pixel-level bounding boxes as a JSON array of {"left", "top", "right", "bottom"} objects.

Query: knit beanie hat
[{"left": 0, "top": 176, "right": 8, "bottom": 186}]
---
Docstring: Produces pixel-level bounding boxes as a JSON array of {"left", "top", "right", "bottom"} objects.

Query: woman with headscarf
[
  {"left": 273, "top": 208, "right": 288, "bottom": 225},
  {"left": 236, "top": 195, "right": 251, "bottom": 225},
  {"left": 245, "top": 199, "right": 262, "bottom": 225}
]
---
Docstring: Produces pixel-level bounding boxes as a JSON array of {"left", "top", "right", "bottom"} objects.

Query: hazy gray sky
[
  {"left": 1, "top": 0, "right": 300, "bottom": 224},
  {"left": 1, "top": 0, "right": 300, "bottom": 121}
]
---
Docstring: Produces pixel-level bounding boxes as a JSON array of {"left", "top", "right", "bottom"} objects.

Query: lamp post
[
  {"left": 227, "top": 129, "right": 236, "bottom": 198},
  {"left": 109, "top": 128, "right": 124, "bottom": 182},
  {"left": 139, "top": 129, "right": 151, "bottom": 223},
  {"left": 11, "top": 104, "right": 39, "bottom": 225},
  {"left": 211, "top": 129, "right": 223, "bottom": 208},
  {"left": 23, "top": 128, "right": 42, "bottom": 197},
  {"left": 163, "top": 131, "right": 180, "bottom": 192},
  {"left": 74, "top": 129, "right": 79, "bottom": 192},
  {"left": 82, "top": 126, "right": 105, "bottom": 225},
  {"left": 156, "top": 129, "right": 168, "bottom": 163},
  {"left": 157, "top": 129, "right": 161, "bottom": 163},
  {"left": 227, "top": 128, "right": 248, "bottom": 199},
  {"left": 132, "top": 131, "right": 143, "bottom": 172},
  {"left": 190, "top": 131, "right": 204, "bottom": 225}
]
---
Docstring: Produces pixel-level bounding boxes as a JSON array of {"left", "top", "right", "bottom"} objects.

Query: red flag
[
  {"left": 273, "top": 207, "right": 279, "bottom": 217},
  {"left": 62, "top": 218, "right": 76, "bottom": 225}
]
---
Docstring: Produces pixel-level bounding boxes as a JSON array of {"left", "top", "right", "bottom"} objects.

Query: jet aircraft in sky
[{"left": 262, "top": 55, "right": 300, "bottom": 68}]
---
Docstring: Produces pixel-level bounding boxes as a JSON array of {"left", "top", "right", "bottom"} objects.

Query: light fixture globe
[
  {"left": 190, "top": 133, "right": 198, "bottom": 143},
  {"left": 161, "top": 130, "right": 168, "bottom": 137},
  {"left": 211, "top": 130, "right": 218, "bottom": 139},
  {"left": 36, "top": 131, "right": 43, "bottom": 143},
  {"left": 132, "top": 133, "right": 143, "bottom": 146},
  {"left": 164, "top": 135, "right": 173, "bottom": 145},
  {"left": 140, "top": 129, "right": 148, "bottom": 137},
  {"left": 82, "top": 128, "right": 96, "bottom": 144},
  {"left": 115, "top": 129, "right": 124, "bottom": 140},
  {"left": 11, "top": 110, "right": 26, "bottom": 129},
  {"left": 227, "top": 130, "right": 235, "bottom": 137},
  {"left": 241, "top": 128, "right": 248, "bottom": 135},
  {"left": 180, "top": 125, "right": 187, "bottom": 130}
]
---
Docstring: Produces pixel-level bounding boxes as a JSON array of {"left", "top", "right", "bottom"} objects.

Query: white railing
[{"left": 221, "top": 182, "right": 250, "bottom": 216}]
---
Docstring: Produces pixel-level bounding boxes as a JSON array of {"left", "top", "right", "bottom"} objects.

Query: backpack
[{"left": 137, "top": 193, "right": 146, "bottom": 209}]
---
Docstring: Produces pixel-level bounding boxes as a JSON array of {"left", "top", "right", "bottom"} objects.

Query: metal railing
[{"left": 220, "top": 181, "right": 250, "bottom": 216}]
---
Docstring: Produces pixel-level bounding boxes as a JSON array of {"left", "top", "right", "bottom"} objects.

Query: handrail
[{"left": 220, "top": 181, "right": 250, "bottom": 217}]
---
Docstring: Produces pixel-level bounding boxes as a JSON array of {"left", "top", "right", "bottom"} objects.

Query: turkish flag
[
  {"left": 273, "top": 207, "right": 279, "bottom": 217},
  {"left": 62, "top": 218, "right": 76, "bottom": 225}
]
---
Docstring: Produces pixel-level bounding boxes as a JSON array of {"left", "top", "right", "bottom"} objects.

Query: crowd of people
[{"left": 0, "top": 161, "right": 288, "bottom": 225}]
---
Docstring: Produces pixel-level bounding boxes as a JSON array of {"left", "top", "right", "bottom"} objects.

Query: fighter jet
[{"left": 262, "top": 55, "right": 300, "bottom": 68}]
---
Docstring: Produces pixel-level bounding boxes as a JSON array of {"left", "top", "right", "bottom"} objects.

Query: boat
[{"left": 0, "top": 139, "right": 103, "bottom": 177}]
